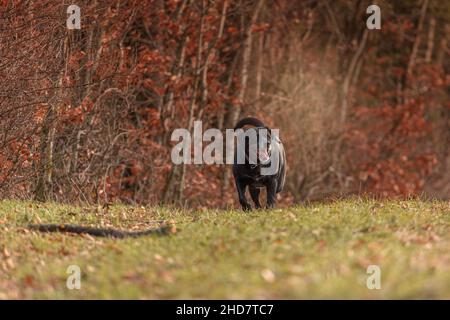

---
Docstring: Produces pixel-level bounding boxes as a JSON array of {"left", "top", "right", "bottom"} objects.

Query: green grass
[{"left": 0, "top": 199, "right": 449, "bottom": 299}]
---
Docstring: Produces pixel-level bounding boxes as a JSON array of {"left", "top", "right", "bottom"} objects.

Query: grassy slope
[{"left": 0, "top": 199, "right": 449, "bottom": 299}]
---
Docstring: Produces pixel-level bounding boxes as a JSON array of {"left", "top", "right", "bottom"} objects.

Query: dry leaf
[
  {"left": 261, "top": 269, "right": 276, "bottom": 283},
  {"left": 2, "top": 247, "right": 10, "bottom": 258}
]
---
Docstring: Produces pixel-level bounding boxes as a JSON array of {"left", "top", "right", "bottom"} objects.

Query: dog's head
[{"left": 236, "top": 127, "right": 272, "bottom": 167}]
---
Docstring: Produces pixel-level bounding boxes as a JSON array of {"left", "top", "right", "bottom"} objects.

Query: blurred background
[{"left": 0, "top": 0, "right": 449, "bottom": 207}]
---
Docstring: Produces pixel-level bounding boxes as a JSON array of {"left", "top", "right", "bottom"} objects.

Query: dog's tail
[{"left": 234, "top": 117, "right": 266, "bottom": 130}]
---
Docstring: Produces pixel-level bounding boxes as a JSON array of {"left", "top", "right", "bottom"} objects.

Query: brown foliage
[{"left": 0, "top": 0, "right": 449, "bottom": 207}]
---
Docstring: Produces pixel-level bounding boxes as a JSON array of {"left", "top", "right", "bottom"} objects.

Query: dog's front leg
[
  {"left": 266, "top": 180, "right": 278, "bottom": 209},
  {"left": 235, "top": 178, "right": 252, "bottom": 211},
  {"left": 249, "top": 186, "right": 262, "bottom": 209}
]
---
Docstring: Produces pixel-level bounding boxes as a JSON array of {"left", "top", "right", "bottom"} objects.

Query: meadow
[{"left": 1, "top": 199, "right": 449, "bottom": 299}]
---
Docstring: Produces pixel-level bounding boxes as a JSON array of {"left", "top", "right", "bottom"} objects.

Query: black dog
[{"left": 232, "top": 117, "right": 286, "bottom": 210}]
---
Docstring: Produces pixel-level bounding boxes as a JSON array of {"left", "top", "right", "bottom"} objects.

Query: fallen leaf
[
  {"left": 2, "top": 247, "right": 10, "bottom": 258},
  {"left": 261, "top": 269, "right": 276, "bottom": 283}
]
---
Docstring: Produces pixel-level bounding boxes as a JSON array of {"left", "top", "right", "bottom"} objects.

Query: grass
[{"left": 0, "top": 198, "right": 449, "bottom": 299}]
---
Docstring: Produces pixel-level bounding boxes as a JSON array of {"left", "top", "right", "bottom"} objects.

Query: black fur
[{"left": 232, "top": 117, "right": 286, "bottom": 210}]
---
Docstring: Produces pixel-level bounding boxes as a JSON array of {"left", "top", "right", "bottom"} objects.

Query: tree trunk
[
  {"left": 332, "top": 29, "right": 369, "bottom": 175},
  {"left": 34, "top": 33, "right": 70, "bottom": 201},
  {"left": 222, "top": 0, "right": 265, "bottom": 193}
]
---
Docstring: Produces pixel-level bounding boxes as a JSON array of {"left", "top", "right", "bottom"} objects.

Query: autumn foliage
[{"left": 0, "top": 0, "right": 449, "bottom": 207}]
